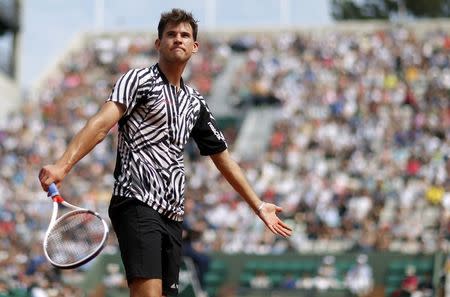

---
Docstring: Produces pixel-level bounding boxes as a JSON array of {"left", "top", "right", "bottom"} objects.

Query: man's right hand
[{"left": 38, "top": 164, "right": 67, "bottom": 191}]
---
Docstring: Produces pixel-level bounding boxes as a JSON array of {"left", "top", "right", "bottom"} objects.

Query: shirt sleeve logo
[{"left": 208, "top": 121, "right": 226, "bottom": 142}]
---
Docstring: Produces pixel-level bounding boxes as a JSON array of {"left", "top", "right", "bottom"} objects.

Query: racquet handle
[{"left": 48, "top": 183, "right": 64, "bottom": 203}]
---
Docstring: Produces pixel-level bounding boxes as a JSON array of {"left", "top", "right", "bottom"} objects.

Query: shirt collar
[{"left": 155, "top": 63, "right": 186, "bottom": 92}]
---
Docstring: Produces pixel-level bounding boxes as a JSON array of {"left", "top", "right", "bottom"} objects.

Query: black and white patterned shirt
[{"left": 107, "top": 64, "right": 227, "bottom": 221}]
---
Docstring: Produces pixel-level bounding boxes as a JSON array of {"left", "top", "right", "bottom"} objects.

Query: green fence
[{"left": 81, "top": 251, "right": 446, "bottom": 297}]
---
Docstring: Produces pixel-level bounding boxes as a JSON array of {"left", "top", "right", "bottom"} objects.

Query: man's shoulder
[
  {"left": 124, "top": 66, "right": 161, "bottom": 89},
  {"left": 121, "top": 65, "right": 157, "bottom": 81},
  {"left": 133, "top": 66, "right": 157, "bottom": 80},
  {"left": 184, "top": 84, "right": 205, "bottom": 101}
]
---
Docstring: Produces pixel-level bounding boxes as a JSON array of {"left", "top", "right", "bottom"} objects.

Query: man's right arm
[{"left": 39, "top": 101, "right": 125, "bottom": 190}]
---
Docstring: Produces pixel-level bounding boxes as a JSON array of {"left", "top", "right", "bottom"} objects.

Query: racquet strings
[{"left": 45, "top": 211, "right": 106, "bottom": 266}]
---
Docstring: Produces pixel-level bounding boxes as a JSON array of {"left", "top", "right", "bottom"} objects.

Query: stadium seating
[
  {"left": 1, "top": 22, "right": 450, "bottom": 297},
  {"left": 203, "top": 259, "right": 228, "bottom": 296}
]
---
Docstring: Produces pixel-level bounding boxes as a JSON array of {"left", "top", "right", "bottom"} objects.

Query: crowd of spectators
[
  {"left": 213, "top": 25, "right": 450, "bottom": 255},
  {"left": 0, "top": 24, "right": 449, "bottom": 296}
]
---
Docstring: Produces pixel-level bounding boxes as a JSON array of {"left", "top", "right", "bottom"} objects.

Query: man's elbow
[
  {"left": 86, "top": 117, "right": 113, "bottom": 144},
  {"left": 96, "top": 128, "right": 110, "bottom": 143}
]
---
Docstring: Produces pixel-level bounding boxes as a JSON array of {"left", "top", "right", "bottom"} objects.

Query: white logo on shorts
[{"left": 170, "top": 283, "right": 179, "bottom": 289}]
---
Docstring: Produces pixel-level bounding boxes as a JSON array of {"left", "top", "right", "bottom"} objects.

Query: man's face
[{"left": 155, "top": 22, "right": 198, "bottom": 64}]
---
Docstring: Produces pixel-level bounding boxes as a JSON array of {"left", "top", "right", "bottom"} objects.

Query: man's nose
[{"left": 174, "top": 33, "right": 182, "bottom": 43}]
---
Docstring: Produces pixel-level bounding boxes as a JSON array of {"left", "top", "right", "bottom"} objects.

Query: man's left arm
[{"left": 209, "top": 149, "right": 292, "bottom": 237}]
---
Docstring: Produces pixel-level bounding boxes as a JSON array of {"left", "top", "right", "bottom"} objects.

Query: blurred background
[{"left": 0, "top": 0, "right": 449, "bottom": 297}]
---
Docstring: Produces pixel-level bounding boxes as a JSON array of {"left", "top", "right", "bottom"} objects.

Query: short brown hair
[{"left": 158, "top": 8, "right": 199, "bottom": 41}]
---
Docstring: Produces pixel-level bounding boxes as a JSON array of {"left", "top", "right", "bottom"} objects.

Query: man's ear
[
  {"left": 155, "top": 39, "right": 160, "bottom": 50},
  {"left": 192, "top": 41, "right": 199, "bottom": 53}
]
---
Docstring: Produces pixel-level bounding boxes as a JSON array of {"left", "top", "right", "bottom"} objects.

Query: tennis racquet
[{"left": 43, "top": 183, "right": 109, "bottom": 269}]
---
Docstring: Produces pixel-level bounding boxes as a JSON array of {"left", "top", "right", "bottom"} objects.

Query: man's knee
[{"left": 129, "top": 278, "right": 163, "bottom": 297}]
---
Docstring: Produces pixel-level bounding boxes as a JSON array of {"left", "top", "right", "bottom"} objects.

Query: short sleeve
[
  {"left": 191, "top": 103, "right": 228, "bottom": 156},
  {"left": 106, "top": 69, "right": 140, "bottom": 114}
]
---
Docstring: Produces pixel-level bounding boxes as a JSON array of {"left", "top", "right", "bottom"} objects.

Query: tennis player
[{"left": 39, "top": 8, "right": 292, "bottom": 297}]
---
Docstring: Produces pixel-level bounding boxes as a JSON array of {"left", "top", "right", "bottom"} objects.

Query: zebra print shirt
[{"left": 107, "top": 64, "right": 227, "bottom": 221}]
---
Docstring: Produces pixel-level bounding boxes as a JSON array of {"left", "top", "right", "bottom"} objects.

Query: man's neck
[{"left": 158, "top": 60, "right": 186, "bottom": 89}]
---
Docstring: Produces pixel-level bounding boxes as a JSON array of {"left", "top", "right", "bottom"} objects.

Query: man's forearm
[
  {"left": 55, "top": 101, "right": 125, "bottom": 174},
  {"left": 210, "top": 150, "right": 293, "bottom": 238},
  {"left": 210, "top": 150, "right": 262, "bottom": 213},
  {"left": 56, "top": 116, "right": 111, "bottom": 174}
]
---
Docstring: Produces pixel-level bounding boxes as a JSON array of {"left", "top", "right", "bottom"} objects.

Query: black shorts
[{"left": 108, "top": 196, "right": 182, "bottom": 296}]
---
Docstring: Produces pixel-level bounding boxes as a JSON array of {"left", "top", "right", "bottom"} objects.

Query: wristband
[{"left": 257, "top": 202, "right": 266, "bottom": 213}]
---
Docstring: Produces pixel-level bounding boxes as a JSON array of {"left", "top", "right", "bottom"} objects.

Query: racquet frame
[{"left": 43, "top": 183, "right": 109, "bottom": 269}]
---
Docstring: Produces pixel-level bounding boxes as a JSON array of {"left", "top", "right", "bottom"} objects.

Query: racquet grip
[{"left": 48, "top": 183, "right": 60, "bottom": 197}]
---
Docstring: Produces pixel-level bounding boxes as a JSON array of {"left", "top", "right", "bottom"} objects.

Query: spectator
[
  {"left": 279, "top": 272, "right": 296, "bottom": 289},
  {"left": 103, "top": 263, "right": 126, "bottom": 288},
  {"left": 182, "top": 199, "right": 210, "bottom": 288},
  {"left": 345, "top": 254, "right": 374, "bottom": 296},
  {"left": 315, "top": 255, "right": 340, "bottom": 290},
  {"left": 249, "top": 270, "right": 271, "bottom": 289},
  {"left": 295, "top": 272, "right": 315, "bottom": 290},
  {"left": 392, "top": 265, "right": 419, "bottom": 297}
]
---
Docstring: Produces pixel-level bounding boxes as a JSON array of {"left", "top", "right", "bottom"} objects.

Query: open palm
[{"left": 258, "top": 202, "right": 292, "bottom": 237}]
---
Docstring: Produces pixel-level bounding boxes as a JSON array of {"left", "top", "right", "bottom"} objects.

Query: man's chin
[{"left": 168, "top": 55, "right": 191, "bottom": 64}]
